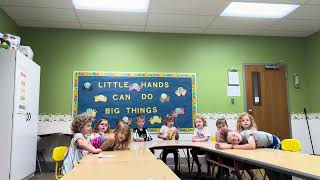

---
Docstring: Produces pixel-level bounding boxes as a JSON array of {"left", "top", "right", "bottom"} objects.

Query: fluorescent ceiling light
[
  {"left": 220, "top": 2, "right": 300, "bottom": 18},
  {"left": 73, "top": 0, "right": 150, "bottom": 12}
]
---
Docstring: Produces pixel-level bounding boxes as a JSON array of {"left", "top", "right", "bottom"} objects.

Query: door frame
[{"left": 242, "top": 63, "right": 292, "bottom": 138}]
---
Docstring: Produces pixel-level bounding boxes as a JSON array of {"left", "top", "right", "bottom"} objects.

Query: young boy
[
  {"left": 215, "top": 117, "right": 229, "bottom": 142},
  {"left": 132, "top": 114, "right": 152, "bottom": 142},
  {"left": 214, "top": 118, "right": 230, "bottom": 178},
  {"left": 158, "top": 114, "right": 180, "bottom": 175}
]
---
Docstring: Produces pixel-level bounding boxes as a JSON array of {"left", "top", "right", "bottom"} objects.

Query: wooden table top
[
  {"left": 80, "top": 147, "right": 155, "bottom": 164},
  {"left": 145, "top": 140, "right": 320, "bottom": 179},
  {"left": 61, "top": 160, "right": 179, "bottom": 180}
]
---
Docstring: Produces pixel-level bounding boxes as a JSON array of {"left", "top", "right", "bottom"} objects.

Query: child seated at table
[
  {"left": 62, "top": 113, "right": 102, "bottom": 174},
  {"left": 100, "top": 120, "right": 132, "bottom": 151},
  {"left": 190, "top": 115, "right": 210, "bottom": 174},
  {"left": 158, "top": 114, "right": 180, "bottom": 175},
  {"left": 132, "top": 114, "right": 153, "bottom": 142},
  {"left": 214, "top": 118, "right": 231, "bottom": 178},
  {"left": 216, "top": 130, "right": 282, "bottom": 179},
  {"left": 89, "top": 119, "right": 110, "bottom": 148},
  {"left": 216, "top": 130, "right": 281, "bottom": 150}
]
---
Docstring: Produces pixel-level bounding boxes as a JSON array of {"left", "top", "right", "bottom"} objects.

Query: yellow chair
[
  {"left": 281, "top": 139, "right": 302, "bottom": 152},
  {"left": 52, "top": 146, "right": 68, "bottom": 179},
  {"left": 211, "top": 136, "right": 216, "bottom": 142}
]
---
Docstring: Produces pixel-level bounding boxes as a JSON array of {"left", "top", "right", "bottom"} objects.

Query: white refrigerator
[{"left": 0, "top": 49, "right": 40, "bottom": 180}]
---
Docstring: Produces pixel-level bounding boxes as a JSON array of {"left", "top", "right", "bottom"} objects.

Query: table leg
[{"left": 187, "top": 148, "right": 191, "bottom": 174}]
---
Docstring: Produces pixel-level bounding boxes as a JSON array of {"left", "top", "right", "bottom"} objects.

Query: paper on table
[
  {"left": 97, "top": 154, "right": 116, "bottom": 158},
  {"left": 227, "top": 86, "right": 240, "bottom": 96}
]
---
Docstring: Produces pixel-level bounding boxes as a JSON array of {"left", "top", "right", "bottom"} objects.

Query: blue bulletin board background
[{"left": 73, "top": 72, "right": 197, "bottom": 132}]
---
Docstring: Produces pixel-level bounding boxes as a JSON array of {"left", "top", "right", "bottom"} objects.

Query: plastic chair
[
  {"left": 191, "top": 137, "right": 216, "bottom": 174},
  {"left": 52, "top": 146, "right": 68, "bottom": 179},
  {"left": 211, "top": 136, "right": 217, "bottom": 142},
  {"left": 281, "top": 139, "right": 302, "bottom": 152},
  {"left": 159, "top": 150, "right": 181, "bottom": 171}
]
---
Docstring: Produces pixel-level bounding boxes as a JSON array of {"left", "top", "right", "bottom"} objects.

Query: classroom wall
[
  {"left": 20, "top": 28, "right": 309, "bottom": 114},
  {"left": 0, "top": 8, "right": 19, "bottom": 35},
  {"left": 306, "top": 31, "right": 320, "bottom": 112}
]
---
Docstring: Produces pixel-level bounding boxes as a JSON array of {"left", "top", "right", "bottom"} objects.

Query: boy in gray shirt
[{"left": 215, "top": 130, "right": 281, "bottom": 150}]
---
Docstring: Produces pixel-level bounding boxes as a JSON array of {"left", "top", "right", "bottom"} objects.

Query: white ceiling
[{"left": 1, "top": 0, "right": 320, "bottom": 37}]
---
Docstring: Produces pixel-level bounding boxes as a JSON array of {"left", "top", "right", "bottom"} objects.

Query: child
[
  {"left": 62, "top": 113, "right": 102, "bottom": 174},
  {"left": 89, "top": 119, "right": 109, "bottom": 148},
  {"left": 214, "top": 118, "right": 230, "bottom": 178},
  {"left": 236, "top": 112, "right": 258, "bottom": 132},
  {"left": 100, "top": 120, "right": 132, "bottom": 151},
  {"left": 216, "top": 130, "right": 281, "bottom": 150},
  {"left": 158, "top": 114, "right": 180, "bottom": 174},
  {"left": 190, "top": 116, "right": 210, "bottom": 174},
  {"left": 215, "top": 117, "right": 229, "bottom": 142},
  {"left": 133, "top": 114, "right": 153, "bottom": 142},
  {"left": 216, "top": 130, "right": 282, "bottom": 179}
]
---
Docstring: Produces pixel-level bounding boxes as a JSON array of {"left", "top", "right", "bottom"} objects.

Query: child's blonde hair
[
  {"left": 71, "top": 113, "right": 93, "bottom": 133},
  {"left": 216, "top": 117, "right": 228, "bottom": 127},
  {"left": 163, "top": 114, "right": 175, "bottom": 125},
  {"left": 93, "top": 119, "right": 109, "bottom": 133},
  {"left": 194, "top": 115, "right": 207, "bottom": 127},
  {"left": 113, "top": 122, "right": 131, "bottom": 150},
  {"left": 236, "top": 112, "right": 257, "bottom": 132},
  {"left": 136, "top": 114, "right": 145, "bottom": 121}
]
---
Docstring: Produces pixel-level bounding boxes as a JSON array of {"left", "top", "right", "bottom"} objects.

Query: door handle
[{"left": 248, "top": 109, "right": 253, "bottom": 112}]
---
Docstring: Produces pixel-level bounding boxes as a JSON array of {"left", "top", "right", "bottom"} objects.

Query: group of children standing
[{"left": 62, "top": 111, "right": 281, "bottom": 178}]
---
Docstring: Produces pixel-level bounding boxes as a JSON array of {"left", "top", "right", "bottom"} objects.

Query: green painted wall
[
  {"left": 306, "top": 32, "right": 320, "bottom": 112},
  {"left": 20, "top": 28, "right": 309, "bottom": 114},
  {"left": 0, "top": 8, "right": 19, "bottom": 35}
]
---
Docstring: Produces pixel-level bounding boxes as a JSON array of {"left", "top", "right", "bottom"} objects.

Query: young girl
[
  {"left": 236, "top": 112, "right": 258, "bottom": 132},
  {"left": 89, "top": 119, "right": 109, "bottom": 148},
  {"left": 190, "top": 116, "right": 210, "bottom": 174},
  {"left": 99, "top": 120, "right": 132, "bottom": 151},
  {"left": 62, "top": 113, "right": 102, "bottom": 174},
  {"left": 158, "top": 114, "right": 180, "bottom": 174}
]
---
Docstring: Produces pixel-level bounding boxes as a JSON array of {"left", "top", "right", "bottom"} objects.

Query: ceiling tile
[
  {"left": 76, "top": 10, "right": 147, "bottom": 26},
  {"left": 0, "top": 0, "right": 73, "bottom": 8},
  {"left": 209, "top": 16, "right": 277, "bottom": 30},
  {"left": 16, "top": 20, "right": 81, "bottom": 29},
  {"left": 269, "top": 19, "right": 320, "bottom": 32},
  {"left": 205, "top": 28, "right": 262, "bottom": 36},
  {"left": 2, "top": 6, "right": 78, "bottom": 22},
  {"left": 81, "top": 23, "right": 145, "bottom": 32},
  {"left": 261, "top": 30, "right": 314, "bottom": 37},
  {"left": 149, "top": 0, "right": 230, "bottom": 15},
  {"left": 232, "top": 0, "right": 308, "bottom": 4},
  {"left": 286, "top": 5, "right": 320, "bottom": 20},
  {"left": 145, "top": 26, "right": 203, "bottom": 34},
  {"left": 148, "top": 14, "right": 212, "bottom": 28}
]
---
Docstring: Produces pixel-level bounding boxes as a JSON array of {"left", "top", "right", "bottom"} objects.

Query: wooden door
[{"left": 245, "top": 65, "right": 290, "bottom": 140}]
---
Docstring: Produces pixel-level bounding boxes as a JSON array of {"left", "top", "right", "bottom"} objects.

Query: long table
[
  {"left": 60, "top": 142, "right": 179, "bottom": 180},
  {"left": 146, "top": 140, "right": 320, "bottom": 180},
  {"left": 61, "top": 140, "right": 320, "bottom": 180}
]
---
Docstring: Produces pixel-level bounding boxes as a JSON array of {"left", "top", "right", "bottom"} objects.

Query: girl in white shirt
[{"left": 191, "top": 116, "right": 210, "bottom": 174}]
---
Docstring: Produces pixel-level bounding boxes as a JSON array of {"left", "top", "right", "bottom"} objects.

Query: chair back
[
  {"left": 211, "top": 136, "right": 216, "bottom": 142},
  {"left": 52, "top": 146, "right": 68, "bottom": 162},
  {"left": 281, "top": 139, "right": 301, "bottom": 152}
]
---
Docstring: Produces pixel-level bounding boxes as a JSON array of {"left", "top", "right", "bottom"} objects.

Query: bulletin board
[{"left": 72, "top": 72, "right": 197, "bottom": 132}]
